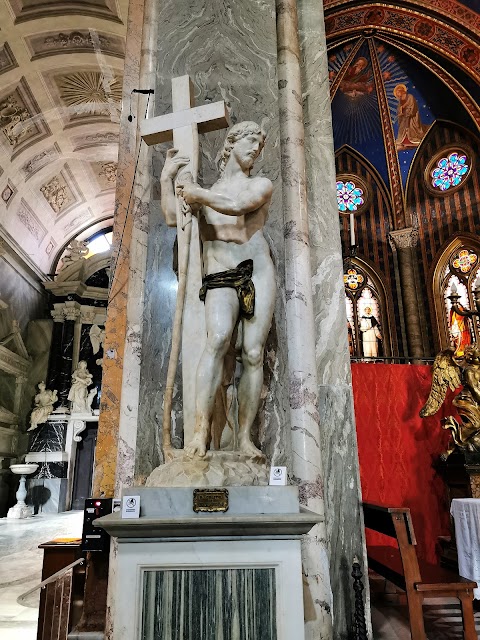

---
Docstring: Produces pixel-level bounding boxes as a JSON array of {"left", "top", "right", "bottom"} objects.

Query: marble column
[
  {"left": 297, "top": 1, "right": 370, "bottom": 637},
  {"left": 57, "top": 303, "right": 81, "bottom": 408},
  {"left": 46, "top": 307, "right": 64, "bottom": 391},
  {"left": 389, "top": 227, "right": 423, "bottom": 360},
  {"left": 276, "top": 0, "right": 333, "bottom": 637}
]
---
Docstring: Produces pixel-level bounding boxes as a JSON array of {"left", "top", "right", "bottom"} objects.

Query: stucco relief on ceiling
[
  {"left": 90, "top": 160, "right": 117, "bottom": 192},
  {"left": 16, "top": 199, "right": 47, "bottom": 245},
  {"left": 43, "top": 69, "right": 123, "bottom": 128},
  {"left": 39, "top": 164, "right": 85, "bottom": 218},
  {"left": 26, "top": 30, "right": 125, "bottom": 61},
  {"left": 0, "top": 78, "right": 51, "bottom": 160},
  {"left": 20, "top": 144, "right": 61, "bottom": 182},
  {"left": 7, "top": 0, "right": 121, "bottom": 24},
  {"left": 0, "top": 43, "right": 18, "bottom": 75}
]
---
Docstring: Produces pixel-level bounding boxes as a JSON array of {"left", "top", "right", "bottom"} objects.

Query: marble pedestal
[{"left": 96, "top": 487, "right": 318, "bottom": 640}]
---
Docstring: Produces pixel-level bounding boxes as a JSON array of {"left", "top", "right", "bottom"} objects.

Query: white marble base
[
  {"left": 97, "top": 487, "right": 313, "bottom": 639},
  {"left": 7, "top": 503, "right": 34, "bottom": 519},
  {"left": 113, "top": 539, "right": 304, "bottom": 640}
]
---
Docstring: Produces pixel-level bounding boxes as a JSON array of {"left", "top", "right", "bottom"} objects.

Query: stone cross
[{"left": 140, "top": 76, "right": 229, "bottom": 443}]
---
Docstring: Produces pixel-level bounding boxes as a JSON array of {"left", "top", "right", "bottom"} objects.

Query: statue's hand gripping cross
[{"left": 140, "top": 76, "right": 229, "bottom": 452}]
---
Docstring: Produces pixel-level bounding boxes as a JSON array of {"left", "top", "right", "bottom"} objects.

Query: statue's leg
[
  {"left": 238, "top": 262, "right": 276, "bottom": 460},
  {"left": 185, "top": 287, "right": 239, "bottom": 457}
]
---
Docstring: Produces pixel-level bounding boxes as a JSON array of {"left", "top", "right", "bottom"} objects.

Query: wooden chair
[{"left": 363, "top": 502, "right": 477, "bottom": 640}]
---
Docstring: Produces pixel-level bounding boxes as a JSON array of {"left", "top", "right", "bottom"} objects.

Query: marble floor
[{"left": 0, "top": 511, "right": 83, "bottom": 640}]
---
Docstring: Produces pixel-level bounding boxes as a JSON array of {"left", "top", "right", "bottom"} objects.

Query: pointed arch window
[
  {"left": 344, "top": 262, "right": 389, "bottom": 359},
  {"left": 439, "top": 247, "right": 480, "bottom": 355},
  {"left": 434, "top": 240, "right": 480, "bottom": 355}
]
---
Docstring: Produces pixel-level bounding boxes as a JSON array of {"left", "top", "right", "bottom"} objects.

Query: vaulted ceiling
[{"left": 0, "top": 0, "right": 127, "bottom": 278}]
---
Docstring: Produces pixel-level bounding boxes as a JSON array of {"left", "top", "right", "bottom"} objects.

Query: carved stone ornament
[
  {"left": 56, "top": 71, "right": 122, "bottom": 118},
  {"left": 60, "top": 240, "right": 89, "bottom": 270},
  {"left": 388, "top": 227, "right": 419, "bottom": 250},
  {"left": 51, "top": 308, "right": 65, "bottom": 323},
  {"left": 63, "top": 305, "right": 81, "bottom": 322},
  {"left": 16, "top": 199, "right": 47, "bottom": 244},
  {"left": 21, "top": 145, "right": 60, "bottom": 181},
  {"left": 72, "top": 419, "right": 87, "bottom": 442}
]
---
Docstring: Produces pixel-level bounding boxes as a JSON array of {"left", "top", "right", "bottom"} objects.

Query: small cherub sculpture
[{"left": 29, "top": 382, "right": 58, "bottom": 431}]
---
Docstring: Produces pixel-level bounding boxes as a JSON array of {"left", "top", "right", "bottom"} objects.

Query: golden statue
[{"left": 420, "top": 344, "right": 480, "bottom": 459}]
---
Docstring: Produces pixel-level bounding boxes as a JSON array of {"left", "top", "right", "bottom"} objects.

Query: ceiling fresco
[
  {"left": 328, "top": 37, "right": 475, "bottom": 186},
  {"left": 326, "top": 0, "right": 480, "bottom": 232},
  {"left": 0, "top": 0, "right": 127, "bottom": 279}
]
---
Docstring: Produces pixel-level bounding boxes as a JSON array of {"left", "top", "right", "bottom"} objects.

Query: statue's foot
[
  {"left": 184, "top": 433, "right": 208, "bottom": 458},
  {"left": 239, "top": 435, "right": 265, "bottom": 462}
]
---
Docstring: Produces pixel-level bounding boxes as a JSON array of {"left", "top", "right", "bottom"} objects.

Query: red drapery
[{"left": 352, "top": 363, "right": 455, "bottom": 564}]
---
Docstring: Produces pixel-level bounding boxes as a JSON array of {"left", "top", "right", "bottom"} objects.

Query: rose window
[
  {"left": 337, "top": 180, "right": 364, "bottom": 212},
  {"left": 431, "top": 152, "right": 469, "bottom": 192}
]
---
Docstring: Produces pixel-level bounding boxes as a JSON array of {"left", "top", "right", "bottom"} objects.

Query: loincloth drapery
[{"left": 199, "top": 259, "right": 255, "bottom": 319}]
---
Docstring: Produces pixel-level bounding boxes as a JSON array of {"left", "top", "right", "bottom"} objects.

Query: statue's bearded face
[{"left": 231, "top": 133, "right": 264, "bottom": 171}]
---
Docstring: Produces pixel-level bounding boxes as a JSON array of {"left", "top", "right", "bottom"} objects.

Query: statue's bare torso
[{"left": 160, "top": 123, "right": 275, "bottom": 459}]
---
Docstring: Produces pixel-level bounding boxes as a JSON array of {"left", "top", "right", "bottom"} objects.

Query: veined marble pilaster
[
  {"left": 297, "top": 1, "right": 370, "bottom": 637},
  {"left": 276, "top": 0, "right": 333, "bottom": 637},
  {"left": 93, "top": 0, "right": 153, "bottom": 499},
  {"left": 98, "top": 1, "right": 158, "bottom": 638}
]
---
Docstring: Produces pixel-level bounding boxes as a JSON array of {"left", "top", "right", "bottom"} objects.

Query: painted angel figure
[
  {"left": 29, "top": 382, "right": 58, "bottom": 431},
  {"left": 420, "top": 345, "right": 480, "bottom": 458}
]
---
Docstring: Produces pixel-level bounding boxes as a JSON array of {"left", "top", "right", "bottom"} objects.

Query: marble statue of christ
[{"left": 160, "top": 121, "right": 275, "bottom": 460}]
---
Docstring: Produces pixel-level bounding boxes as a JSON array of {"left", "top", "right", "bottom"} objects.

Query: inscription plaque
[{"left": 193, "top": 488, "right": 229, "bottom": 513}]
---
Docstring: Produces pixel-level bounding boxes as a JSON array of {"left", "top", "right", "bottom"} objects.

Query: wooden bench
[{"left": 363, "top": 502, "right": 477, "bottom": 640}]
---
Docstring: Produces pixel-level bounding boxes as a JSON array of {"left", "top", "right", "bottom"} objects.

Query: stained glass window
[
  {"left": 451, "top": 248, "right": 478, "bottom": 275},
  {"left": 431, "top": 152, "right": 469, "bottom": 192},
  {"left": 344, "top": 267, "right": 365, "bottom": 291},
  {"left": 444, "top": 275, "right": 473, "bottom": 356},
  {"left": 357, "top": 285, "right": 380, "bottom": 321},
  {"left": 336, "top": 180, "right": 364, "bottom": 212}
]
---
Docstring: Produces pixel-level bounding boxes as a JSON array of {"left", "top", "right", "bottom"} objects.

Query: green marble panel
[{"left": 141, "top": 567, "right": 277, "bottom": 640}]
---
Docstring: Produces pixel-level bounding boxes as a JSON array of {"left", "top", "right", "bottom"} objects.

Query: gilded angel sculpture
[{"left": 420, "top": 344, "right": 480, "bottom": 458}]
